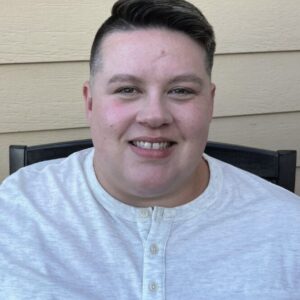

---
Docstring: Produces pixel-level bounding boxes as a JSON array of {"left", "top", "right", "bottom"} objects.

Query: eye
[
  {"left": 116, "top": 86, "right": 139, "bottom": 94},
  {"left": 168, "top": 87, "right": 196, "bottom": 99}
]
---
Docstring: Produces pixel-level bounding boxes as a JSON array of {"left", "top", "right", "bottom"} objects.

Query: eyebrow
[
  {"left": 168, "top": 74, "right": 204, "bottom": 87},
  {"left": 107, "top": 74, "right": 143, "bottom": 85}
]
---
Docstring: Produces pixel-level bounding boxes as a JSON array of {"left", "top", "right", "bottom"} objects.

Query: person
[{"left": 0, "top": 0, "right": 299, "bottom": 299}]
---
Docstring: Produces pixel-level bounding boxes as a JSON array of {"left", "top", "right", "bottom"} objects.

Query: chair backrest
[
  {"left": 9, "top": 139, "right": 93, "bottom": 174},
  {"left": 9, "top": 139, "right": 297, "bottom": 192}
]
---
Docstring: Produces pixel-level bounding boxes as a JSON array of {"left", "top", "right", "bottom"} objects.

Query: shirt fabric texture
[{"left": 0, "top": 148, "right": 299, "bottom": 300}]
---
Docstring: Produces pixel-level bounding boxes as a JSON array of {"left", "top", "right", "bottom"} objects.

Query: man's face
[{"left": 83, "top": 28, "right": 215, "bottom": 207}]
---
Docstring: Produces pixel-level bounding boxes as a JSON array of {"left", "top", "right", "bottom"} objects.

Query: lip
[
  {"left": 128, "top": 136, "right": 176, "bottom": 159},
  {"left": 129, "top": 136, "right": 176, "bottom": 143}
]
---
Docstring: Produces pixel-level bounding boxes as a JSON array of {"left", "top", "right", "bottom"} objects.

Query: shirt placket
[{"left": 136, "top": 207, "right": 174, "bottom": 300}]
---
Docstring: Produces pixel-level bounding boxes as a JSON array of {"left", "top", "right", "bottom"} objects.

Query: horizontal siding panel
[
  {"left": 0, "top": 62, "right": 89, "bottom": 133},
  {"left": 0, "top": 0, "right": 109, "bottom": 64},
  {"left": 1, "top": 0, "right": 300, "bottom": 64},
  {"left": 196, "top": 0, "right": 300, "bottom": 54},
  {"left": 213, "top": 51, "right": 300, "bottom": 117},
  {"left": 1, "top": 51, "right": 300, "bottom": 133},
  {"left": 209, "top": 112, "right": 300, "bottom": 166},
  {"left": 0, "top": 128, "right": 90, "bottom": 182}
]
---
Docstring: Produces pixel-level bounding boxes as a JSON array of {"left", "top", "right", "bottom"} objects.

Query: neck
[{"left": 94, "top": 157, "right": 210, "bottom": 208}]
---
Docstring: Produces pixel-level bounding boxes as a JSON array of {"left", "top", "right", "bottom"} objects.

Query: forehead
[{"left": 96, "top": 28, "right": 208, "bottom": 79}]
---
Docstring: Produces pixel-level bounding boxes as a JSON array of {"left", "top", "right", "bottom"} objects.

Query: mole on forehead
[{"left": 151, "top": 49, "right": 168, "bottom": 63}]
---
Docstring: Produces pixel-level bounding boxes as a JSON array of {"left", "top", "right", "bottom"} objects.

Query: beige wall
[{"left": 0, "top": 0, "right": 299, "bottom": 195}]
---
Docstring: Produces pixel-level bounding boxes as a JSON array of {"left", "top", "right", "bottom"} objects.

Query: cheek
[
  {"left": 91, "top": 101, "right": 136, "bottom": 135},
  {"left": 176, "top": 103, "right": 212, "bottom": 138}
]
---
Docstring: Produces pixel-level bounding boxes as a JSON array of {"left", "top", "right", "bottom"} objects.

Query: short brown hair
[{"left": 90, "top": 0, "right": 216, "bottom": 77}]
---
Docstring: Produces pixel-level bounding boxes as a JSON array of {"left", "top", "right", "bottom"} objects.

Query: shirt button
[
  {"left": 150, "top": 244, "right": 159, "bottom": 255},
  {"left": 148, "top": 282, "right": 158, "bottom": 292}
]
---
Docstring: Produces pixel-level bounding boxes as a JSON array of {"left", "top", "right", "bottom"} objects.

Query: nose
[{"left": 136, "top": 94, "right": 173, "bottom": 128}]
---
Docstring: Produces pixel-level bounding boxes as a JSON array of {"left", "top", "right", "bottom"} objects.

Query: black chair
[{"left": 9, "top": 139, "right": 297, "bottom": 192}]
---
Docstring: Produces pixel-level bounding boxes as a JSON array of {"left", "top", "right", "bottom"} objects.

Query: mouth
[{"left": 129, "top": 139, "right": 176, "bottom": 150}]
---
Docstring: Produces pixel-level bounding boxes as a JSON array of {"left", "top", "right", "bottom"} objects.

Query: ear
[
  {"left": 83, "top": 81, "right": 93, "bottom": 123},
  {"left": 210, "top": 82, "right": 216, "bottom": 100},
  {"left": 209, "top": 82, "right": 216, "bottom": 122}
]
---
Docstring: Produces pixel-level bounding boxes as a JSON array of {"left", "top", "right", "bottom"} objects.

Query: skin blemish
[{"left": 152, "top": 49, "right": 168, "bottom": 64}]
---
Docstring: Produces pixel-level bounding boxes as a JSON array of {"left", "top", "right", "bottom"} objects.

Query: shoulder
[
  {"left": 0, "top": 147, "right": 94, "bottom": 201},
  {"left": 205, "top": 155, "right": 300, "bottom": 252},
  {"left": 206, "top": 153, "right": 299, "bottom": 198},
  {"left": 0, "top": 147, "right": 96, "bottom": 247},
  {"left": 206, "top": 154, "right": 300, "bottom": 218}
]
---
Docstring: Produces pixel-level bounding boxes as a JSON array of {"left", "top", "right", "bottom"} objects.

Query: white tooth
[
  {"left": 144, "top": 142, "right": 151, "bottom": 149},
  {"left": 138, "top": 141, "right": 145, "bottom": 148},
  {"left": 134, "top": 141, "right": 171, "bottom": 149},
  {"left": 137, "top": 141, "right": 146, "bottom": 148},
  {"left": 152, "top": 143, "right": 160, "bottom": 150}
]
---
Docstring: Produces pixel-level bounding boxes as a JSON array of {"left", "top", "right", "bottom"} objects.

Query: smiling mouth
[{"left": 130, "top": 140, "right": 176, "bottom": 150}]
